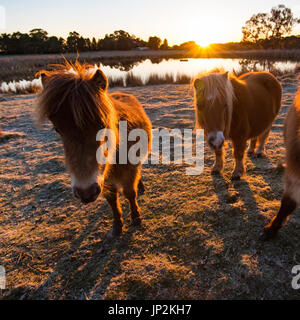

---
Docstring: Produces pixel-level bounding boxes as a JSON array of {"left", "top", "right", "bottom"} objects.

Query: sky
[{"left": 0, "top": 0, "right": 300, "bottom": 46}]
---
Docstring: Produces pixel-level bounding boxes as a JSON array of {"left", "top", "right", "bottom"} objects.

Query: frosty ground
[{"left": 0, "top": 76, "right": 300, "bottom": 299}]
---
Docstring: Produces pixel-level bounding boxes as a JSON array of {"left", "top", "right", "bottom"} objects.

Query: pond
[{"left": 100, "top": 57, "right": 300, "bottom": 84}]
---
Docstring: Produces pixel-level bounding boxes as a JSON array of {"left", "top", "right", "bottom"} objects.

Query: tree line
[
  {"left": 0, "top": 29, "right": 169, "bottom": 55},
  {"left": 0, "top": 4, "right": 299, "bottom": 55}
]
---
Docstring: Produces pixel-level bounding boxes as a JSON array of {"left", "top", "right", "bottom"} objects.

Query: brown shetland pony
[
  {"left": 37, "top": 62, "right": 152, "bottom": 237},
  {"left": 263, "top": 84, "right": 300, "bottom": 240},
  {"left": 193, "top": 70, "right": 282, "bottom": 180}
]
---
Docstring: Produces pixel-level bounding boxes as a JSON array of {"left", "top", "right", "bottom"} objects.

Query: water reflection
[{"left": 99, "top": 58, "right": 300, "bottom": 83}]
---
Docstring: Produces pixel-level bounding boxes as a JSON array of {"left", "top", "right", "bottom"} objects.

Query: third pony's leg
[
  {"left": 262, "top": 173, "right": 299, "bottom": 240},
  {"left": 262, "top": 193, "right": 297, "bottom": 240},
  {"left": 248, "top": 137, "right": 257, "bottom": 155},
  {"left": 256, "top": 125, "right": 272, "bottom": 157}
]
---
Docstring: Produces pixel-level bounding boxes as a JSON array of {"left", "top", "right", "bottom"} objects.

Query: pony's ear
[
  {"left": 40, "top": 72, "right": 48, "bottom": 87},
  {"left": 194, "top": 79, "right": 205, "bottom": 91},
  {"left": 222, "top": 71, "right": 229, "bottom": 79},
  {"left": 90, "top": 69, "right": 108, "bottom": 91}
]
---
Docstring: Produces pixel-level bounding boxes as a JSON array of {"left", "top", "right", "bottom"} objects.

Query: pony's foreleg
[
  {"left": 247, "top": 138, "right": 257, "bottom": 155},
  {"left": 212, "top": 147, "right": 224, "bottom": 175},
  {"left": 232, "top": 139, "right": 247, "bottom": 180},
  {"left": 104, "top": 191, "right": 123, "bottom": 237},
  {"left": 256, "top": 125, "right": 272, "bottom": 157},
  {"left": 262, "top": 193, "right": 297, "bottom": 240},
  {"left": 138, "top": 178, "right": 145, "bottom": 195}
]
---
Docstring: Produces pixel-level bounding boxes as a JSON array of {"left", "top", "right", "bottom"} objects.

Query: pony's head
[
  {"left": 193, "top": 69, "right": 235, "bottom": 150},
  {"left": 37, "top": 62, "right": 116, "bottom": 204}
]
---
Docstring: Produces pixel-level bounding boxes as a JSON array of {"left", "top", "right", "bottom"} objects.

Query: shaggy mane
[
  {"left": 36, "top": 61, "right": 114, "bottom": 129},
  {"left": 193, "top": 69, "right": 239, "bottom": 138},
  {"left": 193, "top": 68, "right": 237, "bottom": 108}
]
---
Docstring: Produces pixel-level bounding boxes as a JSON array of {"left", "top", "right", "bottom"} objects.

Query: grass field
[{"left": 0, "top": 74, "right": 300, "bottom": 299}]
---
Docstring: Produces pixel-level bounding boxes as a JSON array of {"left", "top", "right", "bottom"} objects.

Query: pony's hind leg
[
  {"left": 104, "top": 190, "right": 123, "bottom": 237},
  {"left": 262, "top": 173, "right": 299, "bottom": 240},
  {"left": 256, "top": 125, "right": 272, "bottom": 157},
  {"left": 262, "top": 193, "right": 296, "bottom": 240},
  {"left": 123, "top": 168, "right": 142, "bottom": 226},
  {"left": 247, "top": 137, "right": 257, "bottom": 155},
  {"left": 124, "top": 187, "right": 142, "bottom": 226}
]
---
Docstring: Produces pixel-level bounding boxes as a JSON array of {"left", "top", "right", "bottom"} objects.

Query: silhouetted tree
[
  {"left": 178, "top": 41, "right": 198, "bottom": 50},
  {"left": 270, "top": 4, "right": 300, "bottom": 39},
  {"left": 160, "top": 38, "right": 169, "bottom": 50},
  {"left": 98, "top": 30, "right": 140, "bottom": 50},
  {"left": 148, "top": 36, "right": 162, "bottom": 50},
  {"left": 45, "top": 36, "right": 64, "bottom": 53},
  {"left": 91, "top": 37, "right": 97, "bottom": 51},
  {"left": 242, "top": 4, "right": 300, "bottom": 44},
  {"left": 66, "top": 31, "right": 80, "bottom": 52}
]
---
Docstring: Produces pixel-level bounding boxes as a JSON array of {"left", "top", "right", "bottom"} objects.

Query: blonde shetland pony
[
  {"left": 37, "top": 62, "right": 152, "bottom": 237},
  {"left": 193, "top": 69, "right": 282, "bottom": 180}
]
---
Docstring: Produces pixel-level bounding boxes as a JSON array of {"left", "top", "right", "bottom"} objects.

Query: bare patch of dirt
[{"left": 1, "top": 77, "right": 300, "bottom": 299}]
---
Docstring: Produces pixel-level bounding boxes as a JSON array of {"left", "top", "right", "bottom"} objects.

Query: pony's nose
[
  {"left": 207, "top": 132, "right": 225, "bottom": 150},
  {"left": 73, "top": 183, "right": 101, "bottom": 204}
]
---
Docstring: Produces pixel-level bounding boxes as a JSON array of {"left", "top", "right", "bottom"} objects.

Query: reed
[{"left": 1, "top": 67, "right": 299, "bottom": 94}]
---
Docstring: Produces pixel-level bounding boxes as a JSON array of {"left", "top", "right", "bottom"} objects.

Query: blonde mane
[
  {"left": 194, "top": 69, "right": 235, "bottom": 108},
  {"left": 193, "top": 69, "right": 237, "bottom": 137}
]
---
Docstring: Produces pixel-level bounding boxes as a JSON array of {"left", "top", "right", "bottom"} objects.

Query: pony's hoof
[
  {"left": 255, "top": 152, "right": 265, "bottom": 158},
  {"left": 132, "top": 217, "right": 142, "bottom": 226},
  {"left": 260, "top": 226, "right": 278, "bottom": 241},
  {"left": 231, "top": 174, "right": 241, "bottom": 181},
  {"left": 211, "top": 167, "right": 222, "bottom": 175},
  {"left": 107, "top": 227, "right": 122, "bottom": 238},
  {"left": 247, "top": 150, "right": 255, "bottom": 156}
]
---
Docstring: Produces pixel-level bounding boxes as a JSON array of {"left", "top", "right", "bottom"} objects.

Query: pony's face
[
  {"left": 50, "top": 109, "right": 103, "bottom": 204},
  {"left": 194, "top": 74, "right": 231, "bottom": 151},
  {"left": 39, "top": 66, "right": 110, "bottom": 204},
  {"left": 196, "top": 97, "right": 226, "bottom": 150}
]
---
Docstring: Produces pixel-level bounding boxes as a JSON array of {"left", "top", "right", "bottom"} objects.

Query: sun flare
[{"left": 195, "top": 39, "right": 212, "bottom": 48}]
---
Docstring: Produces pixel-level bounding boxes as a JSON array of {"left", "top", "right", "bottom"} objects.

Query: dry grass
[{"left": 0, "top": 76, "right": 300, "bottom": 299}]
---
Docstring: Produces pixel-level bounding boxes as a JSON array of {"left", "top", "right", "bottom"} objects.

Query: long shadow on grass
[
  {"left": 212, "top": 173, "right": 261, "bottom": 217},
  {"left": 248, "top": 154, "right": 284, "bottom": 200},
  {"left": 209, "top": 174, "right": 271, "bottom": 298},
  {"left": 32, "top": 205, "right": 137, "bottom": 299}
]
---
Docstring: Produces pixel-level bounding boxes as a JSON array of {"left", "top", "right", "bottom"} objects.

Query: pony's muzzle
[
  {"left": 73, "top": 183, "right": 101, "bottom": 204},
  {"left": 207, "top": 131, "right": 225, "bottom": 150}
]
